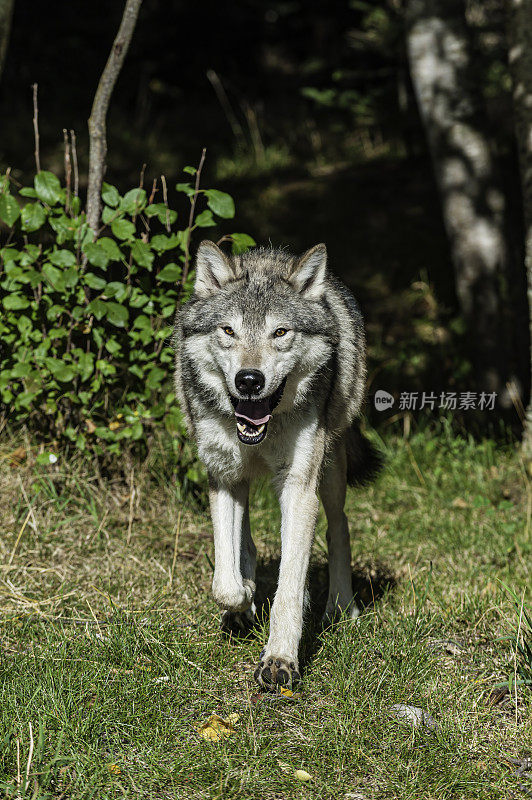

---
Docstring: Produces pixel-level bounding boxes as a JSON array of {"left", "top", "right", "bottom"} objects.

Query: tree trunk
[
  {"left": 86, "top": 0, "right": 143, "bottom": 235},
  {"left": 0, "top": 0, "right": 14, "bottom": 82},
  {"left": 509, "top": 0, "right": 532, "bottom": 455},
  {"left": 406, "top": 0, "right": 513, "bottom": 398}
]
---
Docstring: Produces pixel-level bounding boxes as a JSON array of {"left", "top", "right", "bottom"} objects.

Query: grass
[{"left": 0, "top": 424, "right": 531, "bottom": 799}]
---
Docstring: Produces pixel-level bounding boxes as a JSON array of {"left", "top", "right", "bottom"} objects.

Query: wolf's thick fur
[{"left": 174, "top": 241, "right": 377, "bottom": 689}]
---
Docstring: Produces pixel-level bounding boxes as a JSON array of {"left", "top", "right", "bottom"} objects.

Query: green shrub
[{"left": 0, "top": 168, "right": 254, "bottom": 489}]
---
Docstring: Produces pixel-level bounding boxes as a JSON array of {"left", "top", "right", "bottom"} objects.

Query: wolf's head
[{"left": 180, "top": 242, "right": 337, "bottom": 446}]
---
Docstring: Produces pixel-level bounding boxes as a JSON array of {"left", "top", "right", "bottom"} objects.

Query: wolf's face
[{"left": 181, "top": 242, "right": 336, "bottom": 445}]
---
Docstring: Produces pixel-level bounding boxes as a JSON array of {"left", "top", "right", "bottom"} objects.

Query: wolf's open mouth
[{"left": 230, "top": 379, "right": 286, "bottom": 445}]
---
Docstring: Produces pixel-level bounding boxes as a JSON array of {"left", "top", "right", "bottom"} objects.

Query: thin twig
[
  {"left": 86, "top": 0, "right": 143, "bottom": 234},
  {"left": 169, "top": 511, "right": 182, "bottom": 588},
  {"left": 32, "top": 83, "right": 41, "bottom": 173},
  {"left": 16, "top": 738, "right": 21, "bottom": 789},
  {"left": 9, "top": 510, "right": 31, "bottom": 565},
  {"left": 139, "top": 162, "right": 146, "bottom": 191},
  {"left": 126, "top": 469, "right": 135, "bottom": 544},
  {"left": 160, "top": 174, "right": 170, "bottom": 232},
  {"left": 182, "top": 148, "right": 206, "bottom": 288},
  {"left": 24, "top": 722, "right": 34, "bottom": 794},
  {"left": 17, "top": 476, "right": 39, "bottom": 537},
  {"left": 63, "top": 129, "right": 71, "bottom": 214},
  {"left": 70, "top": 129, "right": 79, "bottom": 198},
  {"left": 206, "top": 70, "right": 244, "bottom": 142},
  {"left": 148, "top": 177, "right": 157, "bottom": 205}
]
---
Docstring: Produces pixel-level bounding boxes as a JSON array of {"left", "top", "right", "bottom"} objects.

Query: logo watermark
[{"left": 374, "top": 391, "right": 497, "bottom": 411}]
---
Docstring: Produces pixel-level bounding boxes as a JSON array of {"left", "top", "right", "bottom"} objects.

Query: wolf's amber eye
[
  {"left": 222, "top": 326, "right": 234, "bottom": 336},
  {"left": 274, "top": 328, "right": 288, "bottom": 337}
]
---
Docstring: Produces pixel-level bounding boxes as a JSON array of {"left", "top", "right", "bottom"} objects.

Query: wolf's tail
[{"left": 345, "top": 423, "right": 383, "bottom": 487}]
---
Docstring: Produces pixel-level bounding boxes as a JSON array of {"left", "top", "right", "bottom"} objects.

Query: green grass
[{"left": 0, "top": 425, "right": 531, "bottom": 799}]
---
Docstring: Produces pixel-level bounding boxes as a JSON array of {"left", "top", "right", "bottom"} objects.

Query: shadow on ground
[{"left": 227, "top": 556, "right": 397, "bottom": 674}]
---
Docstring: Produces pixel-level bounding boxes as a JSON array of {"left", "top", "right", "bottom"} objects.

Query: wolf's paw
[
  {"left": 221, "top": 605, "right": 255, "bottom": 638},
  {"left": 254, "top": 653, "right": 301, "bottom": 691},
  {"left": 321, "top": 598, "right": 360, "bottom": 629},
  {"left": 212, "top": 578, "right": 255, "bottom": 612}
]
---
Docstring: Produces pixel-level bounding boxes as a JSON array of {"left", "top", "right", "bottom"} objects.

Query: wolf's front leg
[
  {"left": 209, "top": 480, "right": 256, "bottom": 623},
  {"left": 254, "top": 461, "right": 321, "bottom": 690}
]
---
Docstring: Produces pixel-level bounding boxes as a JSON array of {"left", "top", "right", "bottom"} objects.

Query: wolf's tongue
[{"left": 234, "top": 399, "right": 272, "bottom": 427}]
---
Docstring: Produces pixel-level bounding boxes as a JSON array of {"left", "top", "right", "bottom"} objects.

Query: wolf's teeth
[
  {"left": 237, "top": 422, "right": 247, "bottom": 434},
  {"left": 256, "top": 424, "right": 265, "bottom": 433}
]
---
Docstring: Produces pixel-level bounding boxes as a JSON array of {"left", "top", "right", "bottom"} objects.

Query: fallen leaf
[
  {"left": 295, "top": 769, "right": 313, "bottom": 782},
  {"left": 429, "top": 638, "right": 465, "bottom": 656},
  {"left": 488, "top": 686, "right": 509, "bottom": 706},
  {"left": 6, "top": 446, "right": 26, "bottom": 467},
  {"left": 390, "top": 704, "right": 438, "bottom": 731},
  {"left": 452, "top": 497, "right": 468, "bottom": 509},
  {"left": 279, "top": 686, "right": 294, "bottom": 697},
  {"left": 85, "top": 419, "right": 96, "bottom": 434},
  {"left": 107, "top": 763, "right": 121, "bottom": 776},
  {"left": 109, "top": 421, "right": 120, "bottom": 431},
  {"left": 197, "top": 713, "right": 239, "bottom": 742}
]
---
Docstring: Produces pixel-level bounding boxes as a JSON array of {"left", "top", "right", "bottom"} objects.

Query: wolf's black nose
[{"left": 235, "top": 369, "right": 265, "bottom": 395}]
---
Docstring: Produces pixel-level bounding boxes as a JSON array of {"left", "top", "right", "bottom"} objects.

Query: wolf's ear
[
  {"left": 288, "top": 243, "right": 327, "bottom": 300},
  {"left": 194, "top": 240, "right": 237, "bottom": 297}
]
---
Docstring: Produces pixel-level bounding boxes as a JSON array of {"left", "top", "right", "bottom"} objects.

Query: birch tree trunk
[
  {"left": 406, "top": 0, "right": 512, "bottom": 397},
  {"left": 86, "top": 0, "right": 143, "bottom": 235},
  {"left": 509, "top": 0, "right": 532, "bottom": 456},
  {"left": 0, "top": 0, "right": 14, "bottom": 82}
]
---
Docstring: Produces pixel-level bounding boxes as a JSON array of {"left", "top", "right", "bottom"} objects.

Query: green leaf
[
  {"left": 44, "top": 357, "right": 75, "bottom": 382},
  {"left": 230, "top": 233, "right": 256, "bottom": 254},
  {"left": 183, "top": 166, "right": 197, "bottom": 175},
  {"left": 130, "top": 239, "right": 154, "bottom": 269},
  {"left": 87, "top": 299, "right": 107, "bottom": 320},
  {"left": 150, "top": 233, "right": 181, "bottom": 254},
  {"left": 3, "top": 293, "right": 30, "bottom": 310},
  {"left": 145, "top": 203, "right": 177, "bottom": 225},
  {"left": 111, "top": 218, "right": 136, "bottom": 240},
  {"left": 104, "top": 302, "right": 129, "bottom": 328},
  {"left": 19, "top": 187, "right": 37, "bottom": 198},
  {"left": 195, "top": 209, "right": 216, "bottom": 228},
  {"left": 0, "top": 194, "right": 20, "bottom": 226},
  {"left": 132, "top": 314, "right": 151, "bottom": 330},
  {"left": 20, "top": 202, "right": 46, "bottom": 232},
  {"left": 102, "top": 205, "right": 120, "bottom": 225},
  {"left": 102, "top": 182, "right": 120, "bottom": 208},
  {"left": 104, "top": 281, "right": 128, "bottom": 302},
  {"left": 146, "top": 366, "right": 166, "bottom": 390},
  {"left": 176, "top": 182, "right": 195, "bottom": 197},
  {"left": 157, "top": 263, "right": 181, "bottom": 282},
  {"left": 205, "top": 189, "right": 235, "bottom": 219},
  {"left": 42, "top": 264, "right": 66, "bottom": 292},
  {"left": 76, "top": 351, "right": 94, "bottom": 381},
  {"left": 120, "top": 188, "right": 147, "bottom": 215},
  {"left": 98, "top": 237, "right": 122, "bottom": 262},
  {"left": 46, "top": 304, "right": 64, "bottom": 321},
  {"left": 83, "top": 242, "right": 110, "bottom": 268},
  {"left": 48, "top": 249, "right": 76, "bottom": 267},
  {"left": 84, "top": 272, "right": 106, "bottom": 290},
  {"left": 34, "top": 171, "right": 63, "bottom": 205}
]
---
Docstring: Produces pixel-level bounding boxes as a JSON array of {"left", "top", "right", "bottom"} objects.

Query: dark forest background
[{"left": 0, "top": 0, "right": 528, "bottom": 434}]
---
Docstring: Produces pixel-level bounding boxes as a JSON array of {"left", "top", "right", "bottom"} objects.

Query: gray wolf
[{"left": 173, "top": 241, "right": 379, "bottom": 690}]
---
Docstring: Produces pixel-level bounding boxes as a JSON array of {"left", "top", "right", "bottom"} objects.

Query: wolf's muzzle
[{"left": 230, "top": 378, "right": 286, "bottom": 446}]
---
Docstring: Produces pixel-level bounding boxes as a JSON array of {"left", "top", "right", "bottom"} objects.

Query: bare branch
[
  {"left": 32, "top": 83, "right": 40, "bottom": 173},
  {"left": 86, "top": 0, "right": 143, "bottom": 235},
  {"left": 182, "top": 148, "right": 207, "bottom": 288},
  {"left": 160, "top": 174, "right": 170, "bottom": 233},
  {"left": 70, "top": 129, "right": 79, "bottom": 198},
  {"left": 63, "top": 129, "right": 71, "bottom": 214}
]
